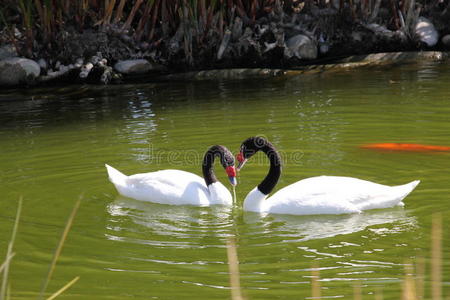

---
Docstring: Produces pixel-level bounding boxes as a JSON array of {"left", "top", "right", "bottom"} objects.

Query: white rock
[
  {"left": 114, "top": 59, "right": 153, "bottom": 74},
  {"left": 79, "top": 62, "right": 94, "bottom": 79},
  {"left": 0, "top": 57, "right": 40, "bottom": 86},
  {"left": 415, "top": 17, "right": 438, "bottom": 47},
  {"left": 285, "top": 34, "right": 318, "bottom": 60}
]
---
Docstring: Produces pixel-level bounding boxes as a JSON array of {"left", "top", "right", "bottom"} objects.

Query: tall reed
[
  {"left": 307, "top": 213, "right": 445, "bottom": 299},
  {"left": 311, "top": 264, "right": 321, "bottom": 298},
  {"left": 0, "top": 196, "right": 81, "bottom": 299},
  {"left": 2, "top": 0, "right": 423, "bottom": 59},
  {"left": 39, "top": 196, "right": 81, "bottom": 299},
  {"left": 0, "top": 197, "right": 21, "bottom": 300},
  {"left": 226, "top": 237, "right": 244, "bottom": 300},
  {"left": 431, "top": 213, "right": 442, "bottom": 300}
]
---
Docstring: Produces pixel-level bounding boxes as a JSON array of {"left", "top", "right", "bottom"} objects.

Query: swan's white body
[
  {"left": 244, "top": 176, "right": 420, "bottom": 215},
  {"left": 105, "top": 164, "right": 232, "bottom": 206}
]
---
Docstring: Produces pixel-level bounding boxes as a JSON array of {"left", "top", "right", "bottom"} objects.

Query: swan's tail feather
[
  {"left": 356, "top": 179, "right": 420, "bottom": 211},
  {"left": 383, "top": 179, "right": 420, "bottom": 208},
  {"left": 105, "top": 164, "right": 127, "bottom": 188},
  {"left": 395, "top": 180, "right": 420, "bottom": 200}
]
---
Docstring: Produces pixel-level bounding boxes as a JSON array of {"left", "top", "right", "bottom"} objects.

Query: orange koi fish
[{"left": 361, "top": 143, "right": 450, "bottom": 152}]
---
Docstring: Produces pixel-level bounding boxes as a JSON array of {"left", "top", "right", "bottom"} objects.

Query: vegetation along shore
[{"left": 1, "top": 0, "right": 450, "bottom": 87}]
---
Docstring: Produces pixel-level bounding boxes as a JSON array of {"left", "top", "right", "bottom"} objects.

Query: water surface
[{"left": 1, "top": 61, "right": 449, "bottom": 299}]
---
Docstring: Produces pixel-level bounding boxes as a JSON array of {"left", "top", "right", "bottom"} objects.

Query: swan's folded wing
[
  {"left": 268, "top": 176, "right": 418, "bottom": 214},
  {"left": 346, "top": 179, "right": 420, "bottom": 210},
  {"left": 267, "top": 192, "right": 361, "bottom": 215},
  {"left": 124, "top": 170, "right": 210, "bottom": 205},
  {"left": 267, "top": 177, "right": 362, "bottom": 215}
]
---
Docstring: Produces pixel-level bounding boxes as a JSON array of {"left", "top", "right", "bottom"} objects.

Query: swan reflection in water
[
  {"left": 106, "top": 196, "right": 235, "bottom": 246},
  {"left": 243, "top": 207, "right": 417, "bottom": 244},
  {"left": 106, "top": 196, "right": 416, "bottom": 246}
]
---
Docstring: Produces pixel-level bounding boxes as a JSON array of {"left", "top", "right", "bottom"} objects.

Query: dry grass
[
  {"left": 415, "top": 256, "right": 425, "bottom": 299},
  {"left": 311, "top": 264, "right": 321, "bottom": 299},
  {"left": 39, "top": 196, "right": 81, "bottom": 298},
  {"left": 431, "top": 213, "right": 442, "bottom": 300},
  {"left": 402, "top": 261, "right": 417, "bottom": 300},
  {"left": 0, "top": 196, "right": 81, "bottom": 300},
  {"left": 226, "top": 237, "right": 244, "bottom": 300},
  {"left": 224, "top": 213, "right": 445, "bottom": 300},
  {"left": 321, "top": 212, "right": 444, "bottom": 300},
  {"left": 2, "top": 200, "right": 446, "bottom": 299},
  {"left": 353, "top": 282, "right": 362, "bottom": 300},
  {"left": 46, "top": 276, "right": 80, "bottom": 300},
  {"left": 1, "top": 0, "right": 441, "bottom": 60},
  {"left": 0, "top": 197, "right": 22, "bottom": 300}
]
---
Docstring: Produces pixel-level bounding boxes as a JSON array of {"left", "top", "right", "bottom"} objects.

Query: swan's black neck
[
  {"left": 202, "top": 145, "right": 229, "bottom": 186},
  {"left": 257, "top": 143, "right": 281, "bottom": 195}
]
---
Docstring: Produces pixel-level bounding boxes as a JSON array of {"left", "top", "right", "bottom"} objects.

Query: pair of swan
[{"left": 106, "top": 137, "right": 420, "bottom": 215}]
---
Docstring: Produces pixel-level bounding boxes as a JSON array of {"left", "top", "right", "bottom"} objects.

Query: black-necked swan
[
  {"left": 106, "top": 145, "right": 237, "bottom": 206},
  {"left": 236, "top": 137, "right": 420, "bottom": 215}
]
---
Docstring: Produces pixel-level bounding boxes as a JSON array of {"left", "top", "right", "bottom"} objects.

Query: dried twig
[
  {"left": 39, "top": 197, "right": 81, "bottom": 299},
  {"left": 431, "top": 213, "right": 442, "bottom": 300},
  {"left": 0, "top": 197, "right": 22, "bottom": 300},
  {"left": 226, "top": 237, "right": 244, "bottom": 300}
]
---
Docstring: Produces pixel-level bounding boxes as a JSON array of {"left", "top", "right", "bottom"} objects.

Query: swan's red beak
[
  {"left": 226, "top": 166, "right": 237, "bottom": 186},
  {"left": 236, "top": 152, "right": 247, "bottom": 171}
]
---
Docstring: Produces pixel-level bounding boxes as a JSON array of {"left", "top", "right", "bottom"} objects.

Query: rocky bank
[{"left": 1, "top": 1, "right": 450, "bottom": 87}]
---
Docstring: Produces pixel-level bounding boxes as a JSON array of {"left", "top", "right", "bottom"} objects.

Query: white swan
[
  {"left": 237, "top": 137, "right": 420, "bottom": 215},
  {"left": 106, "top": 145, "right": 237, "bottom": 206}
]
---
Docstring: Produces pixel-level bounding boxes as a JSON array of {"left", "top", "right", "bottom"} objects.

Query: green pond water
[{"left": 1, "top": 61, "right": 449, "bottom": 299}]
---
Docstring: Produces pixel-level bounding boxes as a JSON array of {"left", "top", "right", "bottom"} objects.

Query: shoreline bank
[
  {"left": 0, "top": 50, "right": 448, "bottom": 88},
  {"left": 1, "top": 1, "right": 450, "bottom": 87}
]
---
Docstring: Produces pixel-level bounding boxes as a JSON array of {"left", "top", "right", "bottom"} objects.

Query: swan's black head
[
  {"left": 236, "top": 136, "right": 281, "bottom": 195},
  {"left": 203, "top": 145, "right": 237, "bottom": 186},
  {"left": 237, "top": 136, "right": 270, "bottom": 170}
]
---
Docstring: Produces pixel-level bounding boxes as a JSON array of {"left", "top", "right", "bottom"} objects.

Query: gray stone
[
  {"left": 75, "top": 58, "right": 84, "bottom": 68},
  {"left": 415, "top": 17, "right": 438, "bottom": 47},
  {"left": 59, "top": 65, "right": 69, "bottom": 72},
  {"left": 0, "top": 44, "right": 18, "bottom": 60},
  {"left": 441, "top": 34, "right": 450, "bottom": 48},
  {"left": 37, "top": 58, "right": 47, "bottom": 71},
  {"left": 114, "top": 59, "right": 161, "bottom": 74},
  {"left": 285, "top": 34, "right": 318, "bottom": 60},
  {"left": 91, "top": 55, "right": 101, "bottom": 65},
  {"left": 0, "top": 57, "right": 40, "bottom": 86},
  {"left": 366, "top": 23, "right": 394, "bottom": 37},
  {"left": 351, "top": 31, "right": 364, "bottom": 42},
  {"left": 319, "top": 34, "right": 329, "bottom": 54}
]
